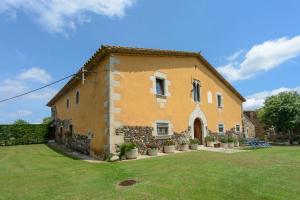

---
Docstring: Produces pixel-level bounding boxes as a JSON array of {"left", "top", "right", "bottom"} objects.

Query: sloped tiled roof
[{"left": 47, "top": 45, "right": 245, "bottom": 106}]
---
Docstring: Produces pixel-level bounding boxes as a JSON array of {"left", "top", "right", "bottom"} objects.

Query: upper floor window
[
  {"left": 156, "top": 78, "right": 165, "bottom": 96},
  {"left": 193, "top": 80, "right": 200, "bottom": 102},
  {"left": 51, "top": 107, "right": 56, "bottom": 119},
  {"left": 235, "top": 124, "right": 241, "bottom": 133},
  {"left": 217, "top": 93, "right": 223, "bottom": 108},
  {"left": 75, "top": 91, "right": 80, "bottom": 104},
  {"left": 218, "top": 123, "right": 224, "bottom": 134},
  {"left": 157, "top": 122, "right": 169, "bottom": 135},
  {"left": 66, "top": 99, "right": 70, "bottom": 109}
]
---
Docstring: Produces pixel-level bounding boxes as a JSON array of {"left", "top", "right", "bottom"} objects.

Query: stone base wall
[
  {"left": 116, "top": 125, "right": 191, "bottom": 154},
  {"left": 65, "top": 134, "right": 91, "bottom": 155}
]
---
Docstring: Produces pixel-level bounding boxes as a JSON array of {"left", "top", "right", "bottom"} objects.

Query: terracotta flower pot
[
  {"left": 148, "top": 148, "right": 158, "bottom": 156},
  {"left": 125, "top": 148, "right": 138, "bottom": 159},
  {"left": 190, "top": 144, "right": 199, "bottom": 150},
  {"left": 164, "top": 145, "right": 175, "bottom": 153},
  {"left": 206, "top": 141, "right": 215, "bottom": 147},
  {"left": 228, "top": 142, "right": 234, "bottom": 148},
  {"left": 220, "top": 143, "right": 228, "bottom": 148},
  {"left": 179, "top": 144, "right": 189, "bottom": 151}
]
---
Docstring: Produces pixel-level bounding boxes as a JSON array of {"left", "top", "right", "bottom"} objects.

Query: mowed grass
[{"left": 1, "top": 145, "right": 300, "bottom": 200}]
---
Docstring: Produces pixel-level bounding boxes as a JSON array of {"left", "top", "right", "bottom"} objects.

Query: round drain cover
[{"left": 119, "top": 179, "right": 137, "bottom": 186}]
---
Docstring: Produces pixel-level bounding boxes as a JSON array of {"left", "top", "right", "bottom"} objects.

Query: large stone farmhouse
[{"left": 47, "top": 45, "right": 245, "bottom": 158}]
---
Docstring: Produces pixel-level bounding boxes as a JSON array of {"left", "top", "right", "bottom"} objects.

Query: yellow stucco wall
[
  {"left": 112, "top": 54, "right": 243, "bottom": 134},
  {"left": 52, "top": 57, "right": 108, "bottom": 155}
]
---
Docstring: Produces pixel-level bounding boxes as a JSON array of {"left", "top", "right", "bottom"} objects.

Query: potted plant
[
  {"left": 189, "top": 138, "right": 200, "bottom": 150},
  {"left": 205, "top": 134, "right": 215, "bottom": 147},
  {"left": 146, "top": 143, "right": 158, "bottom": 156},
  {"left": 163, "top": 139, "right": 175, "bottom": 153},
  {"left": 120, "top": 142, "right": 138, "bottom": 159},
  {"left": 219, "top": 136, "right": 228, "bottom": 148},
  {"left": 228, "top": 136, "right": 234, "bottom": 148},
  {"left": 177, "top": 137, "right": 189, "bottom": 151},
  {"left": 234, "top": 136, "right": 239, "bottom": 147}
]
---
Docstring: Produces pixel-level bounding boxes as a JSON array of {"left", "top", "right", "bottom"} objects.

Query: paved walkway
[{"left": 48, "top": 142, "right": 246, "bottom": 164}]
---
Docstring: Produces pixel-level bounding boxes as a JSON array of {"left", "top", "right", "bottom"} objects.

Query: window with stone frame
[
  {"left": 217, "top": 94, "right": 223, "bottom": 108},
  {"left": 66, "top": 98, "right": 70, "bottom": 109},
  {"left": 157, "top": 123, "right": 169, "bottom": 135},
  {"left": 218, "top": 123, "right": 224, "bottom": 134},
  {"left": 193, "top": 80, "right": 200, "bottom": 102},
  {"left": 75, "top": 91, "right": 80, "bottom": 104},
  {"left": 235, "top": 124, "right": 241, "bottom": 133},
  {"left": 156, "top": 78, "right": 165, "bottom": 96}
]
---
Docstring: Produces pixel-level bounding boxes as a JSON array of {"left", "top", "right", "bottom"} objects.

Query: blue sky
[{"left": 0, "top": 0, "right": 300, "bottom": 123}]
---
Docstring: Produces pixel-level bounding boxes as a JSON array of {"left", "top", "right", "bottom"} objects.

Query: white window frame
[
  {"left": 152, "top": 120, "right": 173, "bottom": 136},
  {"left": 192, "top": 80, "right": 201, "bottom": 103},
  {"left": 216, "top": 93, "right": 224, "bottom": 108},
  {"left": 218, "top": 123, "right": 225, "bottom": 134},
  {"left": 150, "top": 71, "right": 171, "bottom": 97},
  {"left": 235, "top": 124, "right": 241, "bottom": 133}
]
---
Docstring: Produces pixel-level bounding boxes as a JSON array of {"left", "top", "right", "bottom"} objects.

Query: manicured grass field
[{"left": 0, "top": 145, "right": 300, "bottom": 200}]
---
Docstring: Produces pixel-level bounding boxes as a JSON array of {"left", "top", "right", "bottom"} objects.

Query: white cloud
[
  {"left": 0, "top": 67, "right": 54, "bottom": 100},
  {"left": 226, "top": 49, "right": 244, "bottom": 62},
  {"left": 0, "top": 0, "right": 135, "bottom": 35},
  {"left": 19, "top": 67, "right": 52, "bottom": 84},
  {"left": 243, "top": 86, "right": 300, "bottom": 110},
  {"left": 218, "top": 35, "right": 300, "bottom": 81}
]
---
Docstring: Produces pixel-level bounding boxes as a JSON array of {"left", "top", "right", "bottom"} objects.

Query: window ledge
[
  {"left": 156, "top": 94, "right": 167, "bottom": 99},
  {"left": 155, "top": 135, "right": 172, "bottom": 139}
]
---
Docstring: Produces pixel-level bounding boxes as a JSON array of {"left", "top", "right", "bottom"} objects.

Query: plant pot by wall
[
  {"left": 179, "top": 144, "right": 189, "bottom": 151},
  {"left": 164, "top": 145, "right": 175, "bottom": 153},
  {"left": 228, "top": 142, "right": 234, "bottom": 148},
  {"left": 125, "top": 148, "right": 138, "bottom": 159},
  {"left": 148, "top": 148, "right": 158, "bottom": 156},
  {"left": 234, "top": 142, "right": 239, "bottom": 147},
  {"left": 190, "top": 144, "right": 198, "bottom": 150},
  {"left": 220, "top": 143, "right": 228, "bottom": 148},
  {"left": 206, "top": 141, "right": 215, "bottom": 147}
]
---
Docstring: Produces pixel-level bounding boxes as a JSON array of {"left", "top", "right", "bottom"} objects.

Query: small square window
[
  {"left": 157, "top": 123, "right": 169, "bottom": 135},
  {"left": 235, "top": 125, "right": 240, "bottom": 133},
  {"left": 218, "top": 124, "right": 224, "bottom": 134},
  {"left": 156, "top": 78, "right": 165, "bottom": 96}
]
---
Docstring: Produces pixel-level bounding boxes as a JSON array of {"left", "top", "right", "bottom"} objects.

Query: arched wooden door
[{"left": 194, "top": 118, "right": 203, "bottom": 145}]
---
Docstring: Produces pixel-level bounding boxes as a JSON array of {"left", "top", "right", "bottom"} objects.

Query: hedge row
[{"left": 0, "top": 124, "right": 49, "bottom": 146}]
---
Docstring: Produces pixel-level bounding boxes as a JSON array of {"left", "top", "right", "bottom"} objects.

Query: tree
[
  {"left": 13, "top": 119, "right": 29, "bottom": 125},
  {"left": 258, "top": 91, "right": 300, "bottom": 143},
  {"left": 42, "top": 117, "right": 53, "bottom": 125}
]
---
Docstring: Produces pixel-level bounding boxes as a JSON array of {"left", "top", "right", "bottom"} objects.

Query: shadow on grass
[{"left": 46, "top": 143, "right": 80, "bottom": 160}]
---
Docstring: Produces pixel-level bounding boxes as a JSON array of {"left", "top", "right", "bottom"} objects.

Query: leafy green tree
[
  {"left": 13, "top": 119, "right": 29, "bottom": 125},
  {"left": 42, "top": 117, "right": 53, "bottom": 125},
  {"left": 258, "top": 91, "right": 300, "bottom": 143}
]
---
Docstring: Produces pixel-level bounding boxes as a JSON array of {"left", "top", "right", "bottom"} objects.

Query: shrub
[
  {"left": 227, "top": 136, "right": 234, "bottom": 143},
  {"left": 0, "top": 124, "right": 49, "bottom": 146},
  {"left": 219, "top": 136, "right": 227, "bottom": 143},
  {"left": 120, "top": 142, "right": 136, "bottom": 157},
  {"left": 189, "top": 138, "right": 200, "bottom": 144},
  {"left": 205, "top": 134, "right": 215, "bottom": 142},
  {"left": 164, "top": 139, "right": 175, "bottom": 146},
  {"left": 177, "top": 136, "right": 189, "bottom": 145},
  {"left": 145, "top": 143, "right": 158, "bottom": 149}
]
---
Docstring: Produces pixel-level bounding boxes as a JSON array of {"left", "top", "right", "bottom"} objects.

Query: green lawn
[{"left": 1, "top": 145, "right": 300, "bottom": 200}]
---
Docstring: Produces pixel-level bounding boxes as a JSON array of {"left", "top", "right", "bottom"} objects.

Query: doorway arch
[
  {"left": 188, "top": 106, "right": 208, "bottom": 143},
  {"left": 194, "top": 118, "right": 203, "bottom": 144}
]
